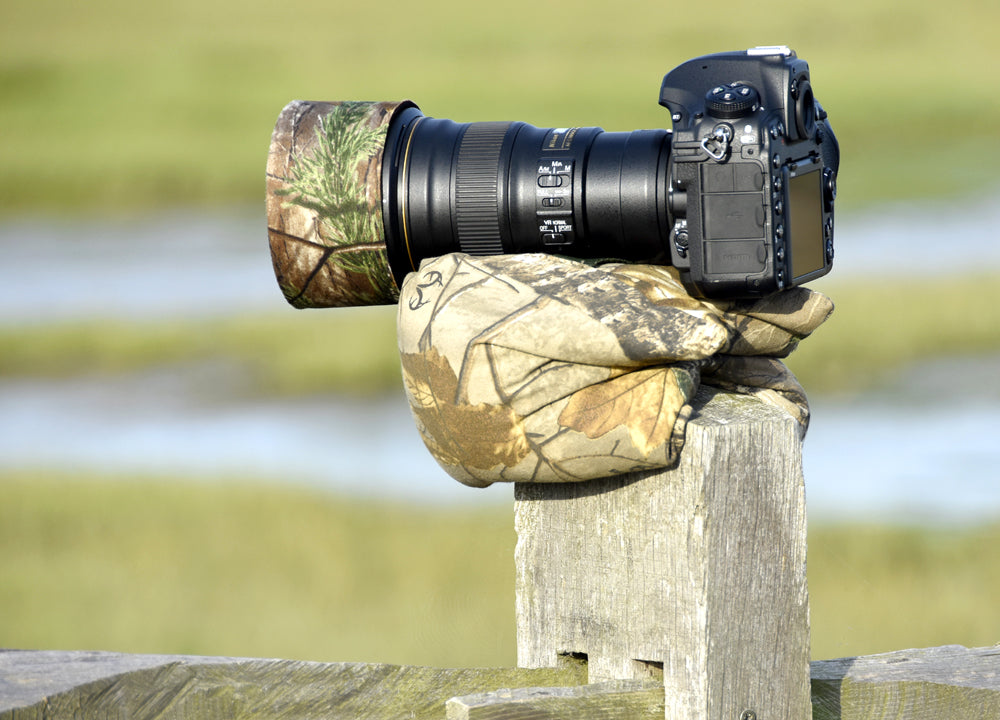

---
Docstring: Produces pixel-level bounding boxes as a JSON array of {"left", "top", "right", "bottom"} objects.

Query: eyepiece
[{"left": 794, "top": 79, "right": 816, "bottom": 139}]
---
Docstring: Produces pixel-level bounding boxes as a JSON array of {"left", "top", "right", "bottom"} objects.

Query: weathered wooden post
[{"left": 514, "top": 386, "right": 811, "bottom": 720}]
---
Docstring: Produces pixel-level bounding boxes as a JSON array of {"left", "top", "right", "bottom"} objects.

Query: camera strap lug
[{"left": 700, "top": 124, "right": 733, "bottom": 161}]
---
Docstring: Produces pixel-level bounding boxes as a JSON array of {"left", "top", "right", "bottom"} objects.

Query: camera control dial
[{"left": 706, "top": 84, "right": 760, "bottom": 119}]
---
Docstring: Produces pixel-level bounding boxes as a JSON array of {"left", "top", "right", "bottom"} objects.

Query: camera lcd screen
[{"left": 787, "top": 167, "right": 825, "bottom": 281}]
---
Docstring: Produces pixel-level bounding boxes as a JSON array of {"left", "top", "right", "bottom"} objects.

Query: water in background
[{"left": 2, "top": 195, "right": 999, "bottom": 522}]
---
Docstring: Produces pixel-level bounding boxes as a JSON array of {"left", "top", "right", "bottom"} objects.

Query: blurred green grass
[
  {"left": 0, "top": 472, "right": 515, "bottom": 667},
  {"left": 786, "top": 272, "right": 1000, "bottom": 395},
  {"left": 2, "top": 0, "right": 999, "bottom": 215},
  {"left": 0, "top": 306, "right": 403, "bottom": 397},
  {"left": 3, "top": 472, "right": 999, "bottom": 665}
]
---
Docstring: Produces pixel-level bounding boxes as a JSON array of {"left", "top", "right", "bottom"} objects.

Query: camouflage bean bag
[{"left": 397, "top": 253, "right": 832, "bottom": 487}]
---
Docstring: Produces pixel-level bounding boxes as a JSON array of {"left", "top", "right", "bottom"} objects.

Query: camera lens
[
  {"left": 381, "top": 105, "right": 671, "bottom": 285},
  {"left": 267, "top": 52, "right": 838, "bottom": 308},
  {"left": 794, "top": 79, "right": 816, "bottom": 139}
]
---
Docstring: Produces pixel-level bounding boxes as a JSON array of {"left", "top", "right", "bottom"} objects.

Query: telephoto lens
[
  {"left": 381, "top": 105, "right": 671, "bottom": 285},
  {"left": 266, "top": 100, "right": 670, "bottom": 308}
]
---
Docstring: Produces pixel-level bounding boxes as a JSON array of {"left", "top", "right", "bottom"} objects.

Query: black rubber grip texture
[{"left": 455, "top": 122, "right": 510, "bottom": 255}]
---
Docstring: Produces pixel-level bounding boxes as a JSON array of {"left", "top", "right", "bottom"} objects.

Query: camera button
[
  {"left": 823, "top": 168, "right": 837, "bottom": 209},
  {"left": 538, "top": 174, "right": 565, "bottom": 188}
]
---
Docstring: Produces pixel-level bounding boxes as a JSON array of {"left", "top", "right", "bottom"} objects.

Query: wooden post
[{"left": 514, "top": 386, "right": 812, "bottom": 720}]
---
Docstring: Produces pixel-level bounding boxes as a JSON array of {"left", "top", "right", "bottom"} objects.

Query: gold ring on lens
[{"left": 400, "top": 115, "right": 424, "bottom": 272}]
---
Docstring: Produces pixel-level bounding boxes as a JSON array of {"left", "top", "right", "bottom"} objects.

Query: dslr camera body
[
  {"left": 266, "top": 46, "right": 838, "bottom": 308},
  {"left": 658, "top": 46, "right": 838, "bottom": 296}
]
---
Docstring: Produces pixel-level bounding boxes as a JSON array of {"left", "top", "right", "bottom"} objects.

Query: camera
[
  {"left": 266, "top": 46, "right": 838, "bottom": 308},
  {"left": 656, "top": 46, "right": 838, "bottom": 297}
]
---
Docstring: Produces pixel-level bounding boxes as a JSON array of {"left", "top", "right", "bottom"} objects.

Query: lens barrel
[
  {"left": 382, "top": 105, "right": 672, "bottom": 287},
  {"left": 267, "top": 100, "right": 672, "bottom": 308}
]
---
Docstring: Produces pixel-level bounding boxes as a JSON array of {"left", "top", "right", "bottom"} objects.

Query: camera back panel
[{"left": 660, "top": 46, "right": 836, "bottom": 297}]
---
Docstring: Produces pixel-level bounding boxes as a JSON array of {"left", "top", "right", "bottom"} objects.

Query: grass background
[
  {"left": 3, "top": 0, "right": 1000, "bottom": 669},
  {"left": 4, "top": 472, "right": 1000, "bottom": 667},
  {"left": 2, "top": 0, "right": 999, "bottom": 215}
]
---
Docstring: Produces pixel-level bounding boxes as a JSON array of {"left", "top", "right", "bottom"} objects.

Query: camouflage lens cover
[{"left": 267, "top": 100, "right": 407, "bottom": 308}]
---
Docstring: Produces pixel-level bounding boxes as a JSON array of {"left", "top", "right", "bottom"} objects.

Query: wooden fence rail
[{"left": 3, "top": 646, "right": 999, "bottom": 719}]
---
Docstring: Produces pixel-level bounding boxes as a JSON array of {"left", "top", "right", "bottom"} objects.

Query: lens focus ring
[{"left": 455, "top": 122, "right": 510, "bottom": 256}]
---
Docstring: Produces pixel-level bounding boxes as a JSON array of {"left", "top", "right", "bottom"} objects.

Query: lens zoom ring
[{"left": 455, "top": 122, "right": 509, "bottom": 255}]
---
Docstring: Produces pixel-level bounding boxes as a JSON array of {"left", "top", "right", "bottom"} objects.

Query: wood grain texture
[
  {"left": 2, "top": 645, "right": 998, "bottom": 717},
  {"left": 515, "top": 386, "right": 811, "bottom": 720},
  {"left": 811, "top": 644, "right": 1000, "bottom": 720},
  {"left": 447, "top": 646, "right": 1000, "bottom": 720},
  {"left": 0, "top": 650, "right": 586, "bottom": 719},
  {"left": 447, "top": 679, "right": 664, "bottom": 720}
]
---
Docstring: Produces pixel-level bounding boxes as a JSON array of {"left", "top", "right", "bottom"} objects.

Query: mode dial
[{"left": 705, "top": 83, "right": 760, "bottom": 119}]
